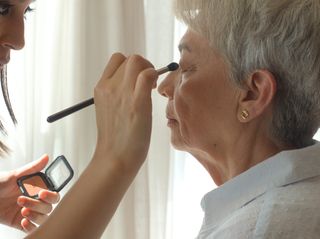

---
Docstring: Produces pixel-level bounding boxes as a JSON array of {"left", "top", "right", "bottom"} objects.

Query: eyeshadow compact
[{"left": 17, "top": 155, "right": 74, "bottom": 199}]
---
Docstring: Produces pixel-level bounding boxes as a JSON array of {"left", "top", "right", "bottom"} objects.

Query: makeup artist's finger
[
  {"left": 17, "top": 196, "right": 53, "bottom": 214},
  {"left": 38, "top": 190, "right": 60, "bottom": 204},
  {"left": 21, "top": 218, "right": 37, "bottom": 232},
  {"left": 21, "top": 207, "right": 48, "bottom": 225},
  {"left": 152, "top": 80, "right": 157, "bottom": 89},
  {"left": 124, "top": 55, "right": 154, "bottom": 90},
  {"left": 14, "top": 154, "right": 49, "bottom": 178},
  {"left": 102, "top": 53, "right": 127, "bottom": 79},
  {"left": 135, "top": 68, "right": 158, "bottom": 104}
]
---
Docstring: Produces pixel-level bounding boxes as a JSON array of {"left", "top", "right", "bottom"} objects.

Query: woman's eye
[
  {"left": 0, "top": 4, "right": 13, "bottom": 16},
  {"left": 0, "top": 4, "right": 35, "bottom": 18}
]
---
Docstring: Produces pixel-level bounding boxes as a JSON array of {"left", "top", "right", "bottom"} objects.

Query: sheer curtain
[{"left": 0, "top": 0, "right": 215, "bottom": 238}]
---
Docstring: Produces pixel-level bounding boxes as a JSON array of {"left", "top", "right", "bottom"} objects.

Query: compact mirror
[{"left": 17, "top": 155, "right": 74, "bottom": 199}]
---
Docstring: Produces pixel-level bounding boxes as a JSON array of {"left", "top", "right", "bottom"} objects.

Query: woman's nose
[
  {"left": 157, "top": 70, "right": 179, "bottom": 99},
  {"left": 0, "top": 16, "right": 25, "bottom": 50}
]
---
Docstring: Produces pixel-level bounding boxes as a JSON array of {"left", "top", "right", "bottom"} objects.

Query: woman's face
[
  {"left": 0, "top": 0, "right": 33, "bottom": 68},
  {"left": 158, "top": 29, "right": 241, "bottom": 153}
]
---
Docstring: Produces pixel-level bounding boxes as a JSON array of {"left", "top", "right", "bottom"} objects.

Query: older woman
[
  {"left": 4, "top": 0, "right": 320, "bottom": 238},
  {"left": 157, "top": 0, "right": 320, "bottom": 238}
]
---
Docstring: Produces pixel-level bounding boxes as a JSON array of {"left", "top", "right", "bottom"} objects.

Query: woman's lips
[
  {"left": 166, "top": 104, "right": 178, "bottom": 127},
  {"left": 166, "top": 116, "right": 178, "bottom": 127}
]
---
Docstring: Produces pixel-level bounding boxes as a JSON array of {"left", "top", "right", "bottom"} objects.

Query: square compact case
[{"left": 17, "top": 155, "right": 74, "bottom": 199}]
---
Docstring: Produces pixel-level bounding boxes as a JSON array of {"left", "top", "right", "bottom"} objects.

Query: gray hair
[{"left": 174, "top": 0, "right": 320, "bottom": 148}]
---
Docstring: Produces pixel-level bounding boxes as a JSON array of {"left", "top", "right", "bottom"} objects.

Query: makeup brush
[{"left": 47, "top": 62, "right": 179, "bottom": 123}]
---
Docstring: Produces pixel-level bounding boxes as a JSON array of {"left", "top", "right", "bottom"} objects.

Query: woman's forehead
[{"left": 179, "top": 30, "right": 214, "bottom": 56}]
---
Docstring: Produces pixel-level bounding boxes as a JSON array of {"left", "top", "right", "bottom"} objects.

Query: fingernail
[
  {"left": 38, "top": 190, "right": 47, "bottom": 199},
  {"left": 22, "top": 208, "right": 30, "bottom": 217},
  {"left": 17, "top": 198, "right": 25, "bottom": 206}
]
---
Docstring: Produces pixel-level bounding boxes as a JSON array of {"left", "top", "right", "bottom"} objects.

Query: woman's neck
[{"left": 189, "top": 132, "right": 290, "bottom": 186}]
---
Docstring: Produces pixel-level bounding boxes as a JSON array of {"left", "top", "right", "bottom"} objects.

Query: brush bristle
[{"left": 167, "top": 62, "right": 179, "bottom": 71}]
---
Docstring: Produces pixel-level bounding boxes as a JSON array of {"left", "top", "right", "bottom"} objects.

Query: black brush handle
[
  {"left": 47, "top": 62, "right": 179, "bottom": 123},
  {"left": 47, "top": 98, "right": 94, "bottom": 123}
]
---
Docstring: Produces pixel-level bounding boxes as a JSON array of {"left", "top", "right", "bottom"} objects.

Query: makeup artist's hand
[
  {"left": 0, "top": 155, "right": 60, "bottom": 232},
  {"left": 94, "top": 53, "right": 158, "bottom": 169}
]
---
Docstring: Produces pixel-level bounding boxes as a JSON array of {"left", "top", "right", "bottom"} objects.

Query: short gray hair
[{"left": 174, "top": 0, "right": 320, "bottom": 148}]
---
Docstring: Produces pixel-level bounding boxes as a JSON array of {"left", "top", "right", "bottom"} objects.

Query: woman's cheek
[{"left": 174, "top": 93, "right": 192, "bottom": 137}]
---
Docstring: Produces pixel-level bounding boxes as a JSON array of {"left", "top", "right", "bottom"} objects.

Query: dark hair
[{"left": 0, "top": 66, "right": 17, "bottom": 155}]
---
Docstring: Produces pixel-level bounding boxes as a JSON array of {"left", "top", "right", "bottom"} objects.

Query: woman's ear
[{"left": 237, "top": 70, "right": 277, "bottom": 122}]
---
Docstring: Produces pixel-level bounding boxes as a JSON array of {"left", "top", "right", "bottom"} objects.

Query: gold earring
[{"left": 241, "top": 110, "right": 249, "bottom": 120}]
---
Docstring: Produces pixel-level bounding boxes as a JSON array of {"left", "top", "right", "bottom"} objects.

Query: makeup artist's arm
[{"left": 25, "top": 53, "right": 158, "bottom": 239}]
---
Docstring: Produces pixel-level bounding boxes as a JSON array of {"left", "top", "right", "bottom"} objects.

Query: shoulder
[{"left": 254, "top": 175, "right": 320, "bottom": 238}]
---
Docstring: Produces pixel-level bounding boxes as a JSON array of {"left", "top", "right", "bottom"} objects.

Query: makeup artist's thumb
[
  {"left": 15, "top": 154, "right": 49, "bottom": 178},
  {"left": 135, "top": 68, "right": 158, "bottom": 98}
]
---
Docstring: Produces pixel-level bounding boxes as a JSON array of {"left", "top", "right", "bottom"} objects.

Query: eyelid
[
  {"left": 0, "top": 3, "right": 13, "bottom": 11},
  {"left": 0, "top": 3, "right": 34, "bottom": 16},
  {"left": 0, "top": 1, "right": 12, "bottom": 6},
  {"left": 0, "top": 4, "right": 12, "bottom": 16}
]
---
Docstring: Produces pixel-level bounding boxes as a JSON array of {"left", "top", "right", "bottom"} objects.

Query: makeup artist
[
  {"left": 1, "top": 0, "right": 160, "bottom": 238},
  {"left": 0, "top": 0, "right": 60, "bottom": 233},
  {"left": 2, "top": 0, "right": 320, "bottom": 239}
]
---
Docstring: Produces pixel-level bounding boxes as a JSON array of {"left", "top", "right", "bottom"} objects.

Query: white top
[{"left": 197, "top": 143, "right": 320, "bottom": 239}]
